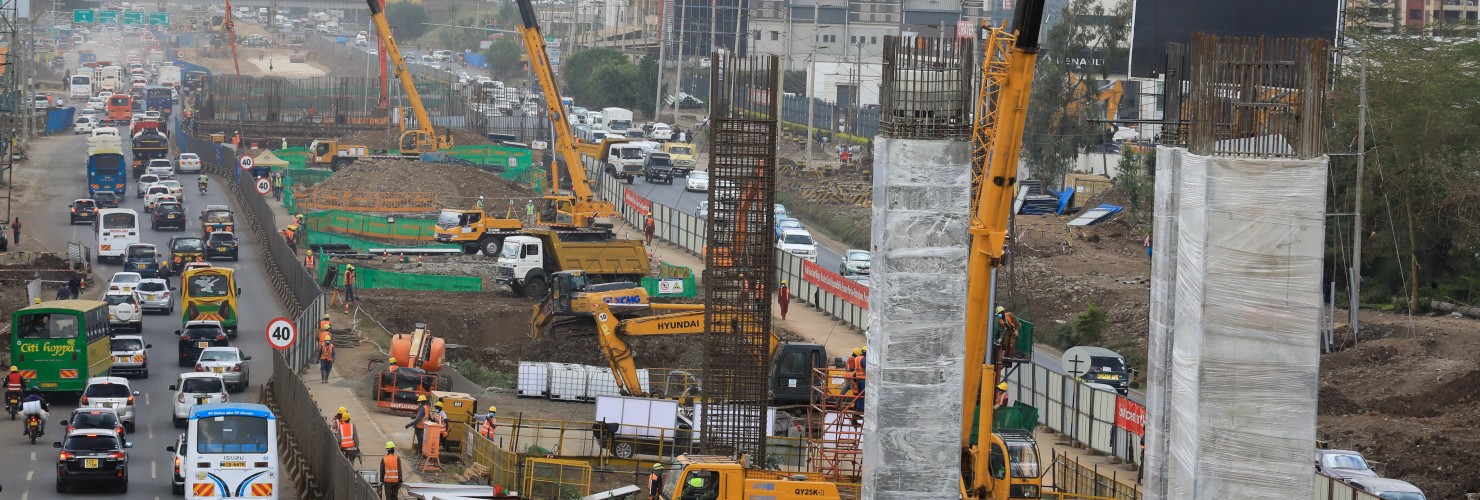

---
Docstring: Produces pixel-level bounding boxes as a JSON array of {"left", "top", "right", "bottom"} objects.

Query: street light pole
[
  {"left": 1350, "top": 51, "right": 1367, "bottom": 341},
  {"left": 803, "top": 2, "right": 821, "bottom": 169}
]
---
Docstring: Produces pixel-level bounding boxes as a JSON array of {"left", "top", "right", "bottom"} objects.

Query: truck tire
[
  {"left": 481, "top": 237, "right": 502, "bottom": 256},
  {"left": 461, "top": 243, "right": 479, "bottom": 255},
  {"left": 522, "top": 274, "right": 548, "bottom": 299},
  {"left": 331, "top": 158, "right": 351, "bottom": 172}
]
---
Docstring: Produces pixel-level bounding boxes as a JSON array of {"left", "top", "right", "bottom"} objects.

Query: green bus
[{"left": 9, "top": 300, "right": 114, "bottom": 393}]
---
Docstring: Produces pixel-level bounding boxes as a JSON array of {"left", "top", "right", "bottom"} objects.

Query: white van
[
  {"left": 70, "top": 74, "right": 94, "bottom": 98},
  {"left": 97, "top": 208, "right": 141, "bottom": 264}
]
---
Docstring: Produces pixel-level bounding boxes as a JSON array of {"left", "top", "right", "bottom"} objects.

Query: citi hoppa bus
[
  {"left": 182, "top": 267, "right": 241, "bottom": 337},
  {"left": 9, "top": 300, "right": 113, "bottom": 393}
]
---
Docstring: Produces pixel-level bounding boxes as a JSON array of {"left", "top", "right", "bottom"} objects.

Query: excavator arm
[
  {"left": 365, "top": 0, "right": 450, "bottom": 153},
  {"left": 514, "top": 0, "right": 617, "bottom": 227}
]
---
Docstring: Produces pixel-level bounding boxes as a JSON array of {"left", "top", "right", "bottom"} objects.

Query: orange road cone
[
  {"left": 417, "top": 255, "right": 424, "bottom": 267},
  {"left": 382, "top": 251, "right": 389, "bottom": 263}
]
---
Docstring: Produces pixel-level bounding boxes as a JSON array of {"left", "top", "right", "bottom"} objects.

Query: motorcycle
[
  {"left": 4, "top": 392, "right": 18, "bottom": 420},
  {"left": 199, "top": 181, "right": 208, "bottom": 195},
  {"left": 25, "top": 415, "right": 42, "bottom": 444}
]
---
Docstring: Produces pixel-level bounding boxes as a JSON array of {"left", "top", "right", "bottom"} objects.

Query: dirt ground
[
  {"left": 338, "top": 129, "right": 495, "bottom": 151},
  {"left": 191, "top": 48, "right": 332, "bottom": 78},
  {"left": 312, "top": 159, "right": 536, "bottom": 205}
]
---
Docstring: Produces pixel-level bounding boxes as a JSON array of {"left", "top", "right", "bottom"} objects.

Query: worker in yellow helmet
[
  {"left": 405, "top": 394, "right": 430, "bottom": 452},
  {"left": 995, "top": 382, "right": 1010, "bottom": 408}
]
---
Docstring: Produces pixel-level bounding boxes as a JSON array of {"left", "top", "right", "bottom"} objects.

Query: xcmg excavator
[
  {"left": 530, "top": 271, "right": 829, "bottom": 406},
  {"left": 307, "top": 0, "right": 455, "bottom": 171}
]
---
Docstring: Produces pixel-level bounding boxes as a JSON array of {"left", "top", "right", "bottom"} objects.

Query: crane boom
[
  {"left": 962, "top": 0, "right": 1046, "bottom": 497},
  {"left": 365, "top": 0, "right": 450, "bottom": 152},
  {"left": 515, "top": 0, "right": 618, "bottom": 227}
]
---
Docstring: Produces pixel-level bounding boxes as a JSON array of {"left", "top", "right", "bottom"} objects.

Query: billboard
[{"left": 1129, "top": 0, "right": 1340, "bottom": 79}]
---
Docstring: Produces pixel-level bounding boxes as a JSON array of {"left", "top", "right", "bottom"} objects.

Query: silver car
[
  {"left": 839, "top": 249, "right": 872, "bottom": 276},
  {"left": 170, "top": 373, "right": 227, "bottom": 427},
  {"left": 194, "top": 347, "right": 252, "bottom": 392},
  {"left": 81, "top": 377, "right": 140, "bottom": 432},
  {"left": 108, "top": 335, "right": 151, "bottom": 378},
  {"left": 135, "top": 278, "right": 174, "bottom": 313}
]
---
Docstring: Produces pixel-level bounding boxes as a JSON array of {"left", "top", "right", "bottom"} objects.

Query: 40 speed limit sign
[{"left": 265, "top": 317, "right": 297, "bottom": 350}]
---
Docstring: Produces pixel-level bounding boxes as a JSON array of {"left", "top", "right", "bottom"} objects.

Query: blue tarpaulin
[
  {"left": 44, "top": 107, "right": 77, "bottom": 134},
  {"left": 1056, "top": 187, "right": 1075, "bottom": 214},
  {"left": 461, "top": 51, "right": 487, "bottom": 69}
]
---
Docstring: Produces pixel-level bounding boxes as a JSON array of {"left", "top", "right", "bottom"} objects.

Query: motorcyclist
[
  {"left": 22, "top": 386, "right": 47, "bottom": 436},
  {"left": 197, "top": 174, "right": 209, "bottom": 194},
  {"left": 4, "top": 366, "right": 24, "bottom": 413}
]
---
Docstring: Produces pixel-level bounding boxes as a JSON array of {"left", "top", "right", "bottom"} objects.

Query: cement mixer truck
[{"left": 374, "top": 323, "right": 452, "bottom": 413}]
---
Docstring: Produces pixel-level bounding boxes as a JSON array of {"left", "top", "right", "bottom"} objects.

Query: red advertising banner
[
  {"left": 800, "top": 259, "right": 869, "bottom": 308},
  {"left": 1115, "top": 396, "right": 1146, "bottom": 435},
  {"left": 623, "top": 187, "right": 651, "bottom": 215}
]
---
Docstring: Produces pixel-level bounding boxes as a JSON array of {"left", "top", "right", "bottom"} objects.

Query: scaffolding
[{"left": 805, "top": 367, "right": 863, "bottom": 483}]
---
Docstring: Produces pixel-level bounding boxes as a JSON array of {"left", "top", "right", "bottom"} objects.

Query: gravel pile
[{"left": 312, "top": 159, "right": 536, "bottom": 205}]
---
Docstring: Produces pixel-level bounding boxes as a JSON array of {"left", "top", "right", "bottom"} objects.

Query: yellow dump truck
[
  {"left": 433, "top": 208, "right": 526, "bottom": 255},
  {"left": 494, "top": 229, "right": 649, "bottom": 298},
  {"left": 657, "top": 455, "right": 841, "bottom": 500}
]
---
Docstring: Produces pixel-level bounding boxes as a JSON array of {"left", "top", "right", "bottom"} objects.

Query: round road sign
[
  {"left": 255, "top": 178, "right": 272, "bottom": 195},
  {"left": 265, "top": 317, "right": 297, "bottom": 350},
  {"left": 238, "top": 154, "right": 254, "bottom": 171}
]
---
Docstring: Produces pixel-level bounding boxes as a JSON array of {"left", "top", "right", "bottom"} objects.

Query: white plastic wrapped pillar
[
  {"left": 1167, "top": 153, "right": 1328, "bottom": 498},
  {"left": 861, "top": 138, "right": 971, "bottom": 499},
  {"left": 1142, "top": 146, "right": 1183, "bottom": 500}
]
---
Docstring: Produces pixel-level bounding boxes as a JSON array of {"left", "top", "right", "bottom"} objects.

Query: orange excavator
[{"left": 374, "top": 323, "right": 450, "bottom": 413}]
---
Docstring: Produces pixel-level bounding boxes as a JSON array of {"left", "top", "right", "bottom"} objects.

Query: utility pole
[
  {"left": 803, "top": 1, "right": 819, "bottom": 170},
  {"left": 708, "top": 0, "right": 717, "bottom": 54},
  {"left": 652, "top": 0, "right": 667, "bottom": 121},
  {"left": 1350, "top": 52, "right": 1366, "bottom": 342},
  {"left": 671, "top": 14, "right": 684, "bottom": 123}
]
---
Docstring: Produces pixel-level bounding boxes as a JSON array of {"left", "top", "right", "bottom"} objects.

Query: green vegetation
[
  {"left": 484, "top": 38, "right": 522, "bottom": 75},
  {"left": 560, "top": 48, "right": 660, "bottom": 117},
  {"left": 385, "top": 3, "right": 430, "bottom": 40},
  {"left": 1049, "top": 303, "right": 1107, "bottom": 350},
  {"left": 1114, "top": 150, "right": 1154, "bottom": 224},
  {"left": 451, "top": 359, "right": 516, "bottom": 389},
  {"left": 775, "top": 189, "right": 870, "bottom": 250}
]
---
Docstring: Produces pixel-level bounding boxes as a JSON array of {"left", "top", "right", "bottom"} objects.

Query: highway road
[{"left": 0, "top": 116, "right": 291, "bottom": 496}]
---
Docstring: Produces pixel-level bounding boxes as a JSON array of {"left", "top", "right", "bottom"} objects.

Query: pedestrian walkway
[{"left": 299, "top": 362, "right": 429, "bottom": 495}]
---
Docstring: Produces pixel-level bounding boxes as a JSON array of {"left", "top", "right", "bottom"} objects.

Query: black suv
[
  {"left": 205, "top": 231, "right": 239, "bottom": 261},
  {"left": 643, "top": 152, "right": 674, "bottom": 184},
  {"left": 54, "top": 429, "right": 131, "bottom": 493},
  {"left": 123, "top": 243, "right": 161, "bottom": 278},
  {"left": 177, "top": 321, "right": 230, "bottom": 366},
  {"left": 70, "top": 199, "right": 99, "bottom": 225},
  {"left": 152, "top": 202, "right": 186, "bottom": 230},
  {"left": 93, "top": 190, "right": 120, "bottom": 209}
]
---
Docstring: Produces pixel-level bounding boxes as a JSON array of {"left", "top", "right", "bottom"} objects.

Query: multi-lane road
[{"left": 0, "top": 116, "right": 291, "bottom": 497}]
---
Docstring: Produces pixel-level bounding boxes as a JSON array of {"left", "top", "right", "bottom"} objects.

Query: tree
[
  {"left": 485, "top": 38, "right": 522, "bottom": 75},
  {"left": 561, "top": 48, "right": 630, "bottom": 103},
  {"left": 385, "top": 3, "right": 430, "bottom": 41},
  {"left": 1020, "top": 0, "right": 1132, "bottom": 188}
]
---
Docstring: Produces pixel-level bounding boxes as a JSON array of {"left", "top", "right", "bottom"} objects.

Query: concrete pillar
[
  {"left": 861, "top": 138, "right": 971, "bottom": 499},
  {"left": 1141, "top": 146, "right": 1182, "bottom": 499}
]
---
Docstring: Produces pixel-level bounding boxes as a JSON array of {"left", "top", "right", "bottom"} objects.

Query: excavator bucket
[{"left": 530, "top": 301, "right": 558, "bottom": 340}]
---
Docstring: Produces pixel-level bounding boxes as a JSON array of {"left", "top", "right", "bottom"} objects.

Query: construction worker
[
  {"left": 336, "top": 411, "right": 360, "bottom": 461},
  {"left": 304, "top": 249, "right": 316, "bottom": 271},
  {"left": 317, "top": 339, "right": 335, "bottom": 383},
  {"left": 777, "top": 279, "right": 791, "bottom": 320},
  {"left": 478, "top": 406, "right": 497, "bottom": 439},
  {"left": 380, "top": 441, "right": 403, "bottom": 500},
  {"left": 994, "top": 382, "right": 1010, "bottom": 408},
  {"left": 319, "top": 314, "right": 333, "bottom": 341},
  {"left": 295, "top": 213, "right": 306, "bottom": 228},
  {"left": 475, "top": 195, "right": 484, "bottom": 210},
  {"left": 844, "top": 348, "right": 862, "bottom": 395},
  {"left": 343, "top": 264, "right": 358, "bottom": 303},
  {"left": 282, "top": 225, "right": 298, "bottom": 254},
  {"left": 387, "top": 357, "right": 399, "bottom": 373},
  {"left": 525, "top": 200, "right": 535, "bottom": 223},
  {"left": 405, "top": 395, "right": 429, "bottom": 452},
  {"left": 853, "top": 347, "right": 867, "bottom": 413},
  {"left": 644, "top": 213, "right": 655, "bottom": 245},
  {"left": 648, "top": 463, "right": 664, "bottom": 498},
  {"left": 329, "top": 406, "right": 348, "bottom": 426},
  {"left": 272, "top": 171, "right": 284, "bottom": 201},
  {"left": 994, "top": 306, "right": 1019, "bottom": 363}
]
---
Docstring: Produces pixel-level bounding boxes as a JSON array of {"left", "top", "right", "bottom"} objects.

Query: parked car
[
  {"left": 193, "top": 347, "right": 252, "bottom": 392},
  {"left": 176, "top": 320, "right": 230, "bottom": 367},
  {"left": 103, "top": 290, "right": 143, "bottom": 333},
  {"left": 69, "top": 198, "right": 99, "bottom": 225},
  {"left": 839, "top": 249, "right": 872, "bottom": 276},
  {"left": 80, "top": 376, "right": 140, "bottom": 432},
  {"left": 1347, "top": 477, "right": 1426, "bottom": 500},
  {"left": 53, "top": 429, "right": 132, "bottom": 493},
  {"left": 169, "top": 373, "right": 227, "bottom": 428},
  {"left": 108, "top": 335, "right": 151, "bottom": 378}
]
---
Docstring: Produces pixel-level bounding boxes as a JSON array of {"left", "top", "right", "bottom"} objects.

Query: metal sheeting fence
[
  {"left": 1004, "top": 363, "right": 1135, "bottom": 464},
  {"left": 269, "top": 352, "right": 380, "bottom": 500}
]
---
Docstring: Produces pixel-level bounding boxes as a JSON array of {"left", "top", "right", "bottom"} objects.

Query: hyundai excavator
[
  {"left": 307, "top": 0, "right": 455, "bottom": 171},
  {"left": 530, "top": 271, "right": 830, "bottom": 406}
]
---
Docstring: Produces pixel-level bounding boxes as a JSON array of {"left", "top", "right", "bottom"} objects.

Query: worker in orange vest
[
  {"left": 844, "top": 348, "right": 863, "bottom": 395},
  {"left": 317, "top": 339, "right": 335, "bottom": 384},
  {"left": 335, "top": 411, "right": 360, "bottom": 459},
  {"left": 343, "top": 264, "right": 358, "bottom": 303},
  {"left": 380, "top": 441, "right": 403, "bottom": 500},
  {"left": 648, "top": 463, "right": 665, "bottom": 498},
  {"left": 777, "top": 279, "right": 791, "bottom": 320},
  {"left": 405, "top": 395, "right": 429, "bottom": 452},
  {"left": 319, "top": 314, "right": 333, "bottom": 342},
  {"left": 994, "top": 382, "right": 1010, "bottom": 408},
  {"left": 386, "top": 357, "right": 398, "bottom": 373},
  {"left": 304, "top": 249, "right": 316, "bottom": 272},
  {"left": 478, "top": 406, "right": 497, "bottom": 439}
]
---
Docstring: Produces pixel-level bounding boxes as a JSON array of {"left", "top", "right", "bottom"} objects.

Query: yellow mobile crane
[
  {"left": 962, "top": 0, "right": 1049, "bottom": 498},
  {"left": 307, "top": 0, "right": 455, "bottom": 170},
  {"left": 515, "top": 0, "right": 623, "bottom": 228}
]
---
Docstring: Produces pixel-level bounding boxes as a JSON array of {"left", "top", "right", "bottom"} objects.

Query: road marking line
[
  {"left": 26, "top": 470, "right": 33, "bottom": 480},
  {"left": 152, "top": 460, "right": 157, "bottom": 479},
  {"left": 145, "top": 392, "right": 151, "bottom": 405},
  {"left": 30, "top": 451, "right": 36, "bottom": 461},
  {"left": 20, "top": 490, "right": 26, "bottom": 500}
]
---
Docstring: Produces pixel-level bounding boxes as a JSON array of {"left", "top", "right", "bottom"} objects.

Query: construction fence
[
  {"left": 312, "top": 254, "right": 483, "bottom": 293},
  {"left": 302, "top": 227, "right": 458, "bottom": 254},
  {"left": 303, "top": 210, "right": 443, "bottom": 243}
]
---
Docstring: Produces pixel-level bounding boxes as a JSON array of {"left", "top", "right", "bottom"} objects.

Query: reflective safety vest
[
  {"left": 382, "top": 455, "right": 401, "bottom": 483},
  {"left": 345, "top": 271, "right": 357, "bottom": 287},
  {"left": 479, "top": 416, "right": 496, "bottom": 438},
  {"left": 319, "top": 319, "right": 331, "bottom": 332},
  {"left": 856, "top": 356, "right": 867, "bottom": 380},
  {"left": 320, "top": 344, "right": 335, "bottom": 361},
  {"left": 5, "top": 372, "right": 23, "bottom": 392},
  {"left": 338, "top": 422, "right": 355, "bottom": 449},
  {"left": 845, "top": 356, "right": 859, "bottom": 377}
]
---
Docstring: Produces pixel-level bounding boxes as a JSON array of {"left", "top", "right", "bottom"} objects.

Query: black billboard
[{"left": 1129, "top": 0, "right": 1341, "bottom": 79}]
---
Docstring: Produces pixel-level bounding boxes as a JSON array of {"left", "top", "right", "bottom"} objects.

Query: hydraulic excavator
[
  {"left": 530, "top": 271, "right": 829, "bottom": 405},
  {"left": 962, "top": 0, "right": 1049, "bottom": 498}
]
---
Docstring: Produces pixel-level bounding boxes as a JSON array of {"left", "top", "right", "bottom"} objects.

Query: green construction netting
[
  {"left": 642, "top": 276, "right": 697, "bottom": 298},
  {"left": 303, "top": 227, "right": 458, "bottom": 253},
  {"left": 314, "top": 255, "right": 481, "bottom": 292},
  {"left": 304, "top": 210, "right": 440, "bottom": 241},
  {"left": 283, "top": 187, "right": 297, "bottom": 214},
  {"left": 273, "top": 145, "right": 547, "bottom": 196},
  {"left": 283, "top": 168, "right": 333, "bottom": 188}
]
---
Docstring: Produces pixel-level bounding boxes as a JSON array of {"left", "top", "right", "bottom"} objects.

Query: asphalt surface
[{"left": 0, "top": 112, "right": 291, "bottom": 496}]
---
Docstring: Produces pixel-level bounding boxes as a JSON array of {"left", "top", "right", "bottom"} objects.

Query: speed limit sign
[
  {"left": 255, "top": 178, "right": 272, "bottom": 195},
  {"left": 238, "top": 154, "right": 254, "bottom": 171},
  {"left": 265, "top": 317, "right": 297, "bottom": 350}
]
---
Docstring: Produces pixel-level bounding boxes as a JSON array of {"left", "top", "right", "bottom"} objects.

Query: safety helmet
[
  {"left": 997, "top": 382, "right": 1008, "bottom": 391},
  {"left": 346, "top": 264, "right": 355, "bottom": 270},
  {"left": 488, "top": 406, "right": 497, "bottom": 413},
  {"left": 338, "top": 406, "right": 347, "bottom": 415},
  {"left": 323, "top": 314, "right": 331, "bottom": 320},
  {"left": 996, "top": 306, "right": 1005, "bottom": 314},
  {"left": 852, "top": 347, "right": 863, "bottom": 356},
  {"left": 434, "top": 402, "right": 443, "bottom": 408},
  {"left": 342, "top": 413, "right": 351, "bottom": 422},
  {"left": 33, "top": 298, "right": 40, "bottom": 304},
  {"left": 417, "top": 395, "right": 428, "bottom": 402},
  {"left": 385, "top": 441, "right": 396, "bottom": 450},
  {"left": 388, "top": 357, "right": 397, "bottom": 364},
  {"left": 8, "top": 366, "right": 16, "bottom": 372},
  {"left": 653, "top": 463, "right": 664, "bottom": 470}
]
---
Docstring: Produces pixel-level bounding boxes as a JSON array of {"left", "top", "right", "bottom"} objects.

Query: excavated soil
[
  {"left": 337, "top": 129, "right": 494, "bottom": 151},
  {"left": 311, "top": 159, "right": 537, "bottom": 206}
]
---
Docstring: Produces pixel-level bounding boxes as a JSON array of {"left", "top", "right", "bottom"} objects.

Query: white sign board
[{"left": 265, "top": 316, "right": 297, "bottom": 350}]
